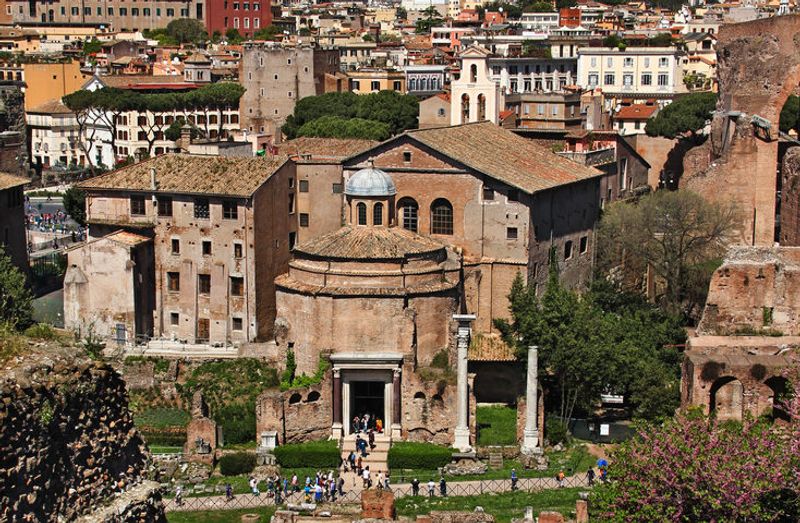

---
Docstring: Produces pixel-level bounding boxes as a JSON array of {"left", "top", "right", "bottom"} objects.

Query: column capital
[
  {"left": 393, "top": 367, "right": 402, "bottom": 378},
  {"left": 333, "top": 368, "right": 341, "bottom": 378}
]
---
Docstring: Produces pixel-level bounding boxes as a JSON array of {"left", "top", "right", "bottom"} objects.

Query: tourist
[
  {"left": 557, "top": 470, "right": 565, "bottom": 488},
  {"left": 348, "top": 451, "right": 357, "bottom": 471},
  {"left": 330, "top": 477, "right": 337, "bottom": 501},
  {"left": 175, "top": 485, "right": 183, "bottom": 506},
  {"left": 411, "top": 478, "right": 420, "bottom": 496},
  {"left": 337, "top": 475, "right": 345, "bottom": 497},
  {"left": 314, "top": 482, "right": 324, "bottom": 503},
  {"left": 599, "top": 467, "right": 608, "bottom": 483},
  {"left": 384, "top": 471, "right": 390, "bottom": 490},
  {"left": 356, "top": 455, "right": 363, "bottom": 475},
  {"left": 511, "top": 468, "right": 518, "bottom": 491},
  {"left": 368, "top": 429, "right": 375, "bottom": 450},
  {"left": 225, "top": 483, "right": 234, "bottom": 501},
  {"left": 355, "top": 434, "right": 362, "bottom": 453},
  {"left": 427, "top": 479, "right": 435, "bottom": 497},
  {"left": 377, "top": 471, "right": 385, "bottom": 489},
  {"left": 376, "top": 418, "right": 383, "bottom": 433},
  {"left": 586, "top": 468, "right": 595, "bottom": 486},
  {"left": 362, "top": 414, "right": 370, "bottom": 431},
  {"left": 362, "top": 466, "right": 371, "bottom": 488},
  {"left": 275, "top": 484, "right": 283, "bottom": 504},
  {"left": 249, "top": 476, "right": 260, "bottom": 496},
  {"left": 304, "top": 484, "right": 312, "bottom": 503},
  {"left": 291, "top": 473, "right": 299, "bottom": 492},
  {"left": 439, "top": 477, "right": 447, "bottom": 497}
]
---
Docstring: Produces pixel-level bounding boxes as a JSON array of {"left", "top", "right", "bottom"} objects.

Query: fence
[{"left": 164, "top": 474, "right": 594, "bottom": 513}]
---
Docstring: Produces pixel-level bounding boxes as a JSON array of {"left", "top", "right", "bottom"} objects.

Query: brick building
[
  {"left": 239, "top": 43, "right": 340, "bottom": 138},
  {"left": 0, "top": 172, "right": 28, "bottom": 274},
  {"left": 64, "top": 154, "right": 295, "bottom": 345},
  {"left": 205, "top": 0, "right": 273, "bottom": 39}
]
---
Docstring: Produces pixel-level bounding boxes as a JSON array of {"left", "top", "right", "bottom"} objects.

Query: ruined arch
[
  {"left": 765, "top": 376, "right": 790, "bottom": 421},
  {"left": 306, "top": 391, "right": 321, "bottom": 403},
  {"left": 289, "top": 393, "right": 302, "bottom": 405},
  {"left": 709, "top": 376, "right": 744, "bottom": 421}
]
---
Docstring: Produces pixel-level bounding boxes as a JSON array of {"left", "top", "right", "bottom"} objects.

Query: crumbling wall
[
  {"left": 781, "top": 147, "right": 800, "bottom": 245},
  {"left": 0, "top": 348, "right": 164, "bottom": 522},
  {"left": 256, "top": 373, "right": 332, "bottom": 444},
  {"left": 681, "top": 15, "right": 800, "bottom": 245}
]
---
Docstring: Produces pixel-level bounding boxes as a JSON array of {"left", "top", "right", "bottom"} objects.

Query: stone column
[
  {"left": 453, "top": 314, "right": 476, "bottom": 452},
  {"left": 332, "top": 368, "right": 343, "bottom": 440},
  {"left": 521, "top": 345, "right": 542, "bottom": 454},
  {"left": 391, "top": 368, "right": 402, "bottom": 440}
]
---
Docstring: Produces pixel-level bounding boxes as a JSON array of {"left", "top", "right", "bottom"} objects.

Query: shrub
[
  {"left": 274, "top": 440, "right": 341, "bottom": 469},
  {"left": 138, "top": 427, "right": 187, "bottom": 447},
  {"left": 216, "top": 404, "right": 256, "bottom": 445},
  {"left": 388, "top": 442, "right": 452, "bottom": 470},
  {"left": 545, "top": 417, "right": 569, "bottom": 446},
  {"left": 430, "top": 350, "right": 450, "bottom": 369},
  {"left": 23, "top": 323, "right": 57, "bottom": 340},
  {"left": 219, "top": 452, "right": 257, "bottom": 476}
]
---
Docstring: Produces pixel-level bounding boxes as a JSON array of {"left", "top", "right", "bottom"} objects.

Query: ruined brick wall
[
  {"left": 781, "top": 147, "right": 800, "bottom": 245},
  {"left": 681, "top": 15, "right": 800, "bottom": 245},
  {"left": 697, "top": 246, "right": 800, "bottom": 336},
  {"left": 256, "top": 373, "right": 332, "bottom": 444},
  {"left": 0, "top": 348, "right": 164, "bottom": 522}
]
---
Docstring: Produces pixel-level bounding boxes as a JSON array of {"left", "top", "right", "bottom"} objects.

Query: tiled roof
[
  {"left": 468, "top": 333, "right": 516, "bottom": 361},
  {"left": 27, "top": 98, "right": 74, "bottom": 115},
  {"left": 77, "top": 154, "right": 289, "bottom": 197},
  {"left": 405, "top": 122, "right": 602, "bottom": 194},
  {"left": 106, "top": 230, "right": 151, "bottom": 246},
  {"left": 294, "top": 226, "right": 445, "bottom": 260},
  {"left": 615, "top": 104, "right": 658, "bottom": 120},
  {"left": 0, "top": 172, "right": 28, "bottom": 191},
  {"left": 279, "top": 137, "right": 377, "bottom": 162},
  {"left": 184, "top": 52, "right": 211, "bottom": 63},
  {"left": 97, "top": 75, "right": 189, "bottom": 88}
]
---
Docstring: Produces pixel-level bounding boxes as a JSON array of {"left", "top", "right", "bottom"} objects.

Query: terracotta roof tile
[
  {"left": 97, "top": 75, "right": 189, "bottom": 88},
  {"left": 27, "top": 98, "right": 74, "bottom": 115},
  {"left": 0, "top": 172, "right": 29, "bottom": 191},
  {"left": 279, "top": 137, "right": 377, "bottom": 162},
  {"left": 77, "top": 154, "right": 289, "bottom": 198},
  {"left": 105, "top": 230, "right": 151, "bottom": 246},
  {"left": 294, "top": 226, "right": 445, "bottom": 260},
  {"left": 615, "top": 104, "right": 658, "bottom": 120},
  {"left": 405, "top": 122, "right": 602, "bottom": 194}
]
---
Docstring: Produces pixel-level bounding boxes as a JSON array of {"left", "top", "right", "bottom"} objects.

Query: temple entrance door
[{"left": 350, "top": 381, "right": 385, "bottom": 429}]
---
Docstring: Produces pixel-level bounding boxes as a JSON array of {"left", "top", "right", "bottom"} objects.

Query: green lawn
[
  {"left": 166, "top": 506, "right": 276, "bottom": 523},
  {"left": 134, "top": 407, "right": 190, "bottom": 429},
  {"left": 395, "top": 488, "right": 583, "bottom": 522},
  {"left": 392, "top": 444, "right": 596, "bottom": 483},
  {"left": 150, "top": 446, "right": 183, "bottom": 454},
  {"left": 476, "top": 405, "right": 517, "bottom": 446}
]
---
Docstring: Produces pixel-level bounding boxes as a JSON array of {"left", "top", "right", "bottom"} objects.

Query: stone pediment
[{"left": 459, "top": 44, "right": 491, "bottom": 59}]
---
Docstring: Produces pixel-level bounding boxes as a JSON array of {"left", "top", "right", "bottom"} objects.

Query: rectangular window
[
  {"left": 130, "top": 195, "right": 146, "bottom": 216},
  {"left": 641, "top": 73, "right": 652, "bottom": 86},
  {"left": 483, "top": 186, "right": 494, "bottom": 201},
  {"left": 299, "top": 179, "right": 309, "bottom": 192},
  {"left": 604, "top": 73, "right": 615, "bottom": 86},
  {"left": 299, "top": 213, "right": 309, "bottom": 227},
  {"left": 171, "top": 238, "right": 180, "bottom": 255},
  {"left": 198, "top": 274, "right": 211, "bottom": 295},
  {"left": 623, "top": 57, "right": 633, "bottom": 67},
  {"left": 158, "top": 197, "right": 172, "bottom": 217},
  {"left": 658, "top": 73, "right": 669, "bottom": 87},
  {"left": 288, "top": 194, "right": 295, "bottom": 214},
  {"left": 371, "top": 80, "right": 380, "bottom": 91},
  {"left": 119, "top": 7, "right": 127, "bottom": 15},
  {"left": 223, "top": 200, "right": 238, "bottom": 220},
  {"left": 659, "top": 57, "right": 669, "bottom": 68},
  {"left": 197, "top": 319, "right": 209, "bottom": 342},
  {"left": 194, "top": 198, "right": 210, "bottom": 219},
  {"left": 232, "top": 317, "right": 243, "bottom": 331},
  {"left": 167, "top": 272, "right": 180, "bottom": 292},
  {"left": 332, "top": 183, "right": 343, "bottom": 194},
  {"left": 234, "top": 243, "right": 243, "bottom": 258},
  {"left": 507, "top": 227, "right": 518, "bottom": 240},
  {"left": 131, "top": 7, "right": 139, "bottom": 16},
  {"left": 393, "top": 80, "right": 401, "bottom": 91},
  {"left": 202, "top": 240, "right": 212, "bottom": 256},
  {"left": 230, "top": 277, "right": 244, "bottom": 296},
  {"left": 166, "top": 8, "right": 174, "bottom": 16},
  {"left": 564, "top": 240, "right": 573, "bottom": 260},
  {"left": 623, "top": 74, "right": 633, "bottom": 87},
  {"left": 588, "top": 73, "right": 598, "bottom": 87},
  {"left": 170, "top": 312, "right": 179, "bottom": 326},
  {"left": 579, "top": 236, "right": 588, "bottom": 254}
]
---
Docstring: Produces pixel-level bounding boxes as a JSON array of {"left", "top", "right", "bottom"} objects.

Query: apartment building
[
  {"left": 577, "top": 47, "right": 686, "bottom": 101},
  {"left": 205, "top": 0, "right": 273, "bottom": 39},
  {"left": 7, "top": 0, "right": 205, "bottom": 32},
  {"left": 65, "top": 154, "right": 296, "bottom": 345},
  {"left": 27, "top": 99, "right": 83, "bottom": 169},
  {"left": 0, "top": 60, "right": 88, "bottom": 110},
  {"left": 347, "top": 68, "right": 406, "bottom": 94}
]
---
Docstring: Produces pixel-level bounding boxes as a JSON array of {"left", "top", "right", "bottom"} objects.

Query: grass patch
[
  {"left": 149, "top": 446, "right": 183, "bottom": 454},
  {"left": 166, "top": 506, "right": 276, "bottom": 523},
  {"left": 133, "top": 407, "right": 190, "bottom": 429},
  {"left": 0, "top": 324, "right": 26, "bottom": 363},
  {"left": 477, "top": 405, "right": 517, "bottom": 446},
  {"left": 395, "top": 488, "right": 583, "bottom": 522}
]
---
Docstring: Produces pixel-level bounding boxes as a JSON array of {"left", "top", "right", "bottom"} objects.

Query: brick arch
[{"left": 709, "top": 376, "right": 743, "bottom": 421}]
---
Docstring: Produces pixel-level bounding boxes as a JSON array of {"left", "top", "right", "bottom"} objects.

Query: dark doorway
[{"left": 351, "top": 381, "right": 385, "bottom": 424}]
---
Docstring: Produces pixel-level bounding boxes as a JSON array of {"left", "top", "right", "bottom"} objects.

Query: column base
[
  {"left": 520, "top": 429, "right": 542, "bottom": 455},
  {"left": 390, "top": 423, "right": 401, "bottom": 441},
  {"left": 453, "top": 426, "right": 472, "bottom": 452},
  {"left": 331, "top": 423, "right": 343, "bottom": 441}
]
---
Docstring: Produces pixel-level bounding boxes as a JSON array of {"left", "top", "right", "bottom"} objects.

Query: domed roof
[{"left": 345, "top": 162, "right": 396, "bottom": 197}]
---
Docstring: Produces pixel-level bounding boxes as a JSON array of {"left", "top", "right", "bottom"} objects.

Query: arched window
[
  {"left": 477, "top": 94, "right": 486, "bottom": 121},
  {"left": 461, "top": 94, "right": 470, "bottom": 123},
  {"left": 431, "top": 198, "right": 453, "bottom": 235},
  {"left": 470, "top": 64, "right": 478, "bottom": 83},
  {"left": 397, "top": 197, "right": 418, "bottom": 232},
  {"left": 356, "top": 202, "right": 367, "bottom": 225},
  {"left": 289, "top": 393, "right": 302, "bottom": 405},
  {"left": 306, "top": 391, "right": 321, "bottom": 403},
  {"left": 373, "top": 202, "right": 383, "bottom": 226},
  {"left": 409, "top": 78, "right": 416, "bottom": 91}
]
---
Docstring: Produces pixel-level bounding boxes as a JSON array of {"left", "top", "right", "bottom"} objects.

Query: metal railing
[{"left": 164, "top": 474, "right": 595, "bottom": 512}]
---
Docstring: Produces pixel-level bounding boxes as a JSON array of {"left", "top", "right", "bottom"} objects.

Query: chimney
[
  {"left": 150, "top": 167, "right": 158, "bottom": 190},
  {"left": 180, "top": 125, "right": 192, "bottom": 153}
]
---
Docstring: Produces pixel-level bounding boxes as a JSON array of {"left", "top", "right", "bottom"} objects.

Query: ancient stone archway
[
  {"left": 765, "top": 376, "right": 790, "bottom": 421},
  {"left": 682, "top": 15, "right": 800, "bottom": 245},
  {"left": 709, "top": 376, "right": 744, "bottom": 421}
]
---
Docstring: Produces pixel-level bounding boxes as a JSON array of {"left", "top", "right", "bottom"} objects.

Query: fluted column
[{"left": 453, "top": 314, "right": 476, "bottom": 452}]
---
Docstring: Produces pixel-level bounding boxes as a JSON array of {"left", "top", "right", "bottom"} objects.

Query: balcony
[{"left": 557, "top": 146, "right": 616, "bottom": 167}]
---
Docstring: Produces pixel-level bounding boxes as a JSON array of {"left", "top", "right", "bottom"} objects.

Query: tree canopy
[
  {"left": 780, "top": 95, "right": 800, "bottom": 134},
  {"left": 297, "top": 115, "right": 391, "bottom": 141},
  {"left": 62, "top": 187, "right": 86, "bottom": 227},
  {"left": 0, "top": 246, "right": 32, "bottom": 329},
  {"left": 645, "top": 92, "right": 717, "bottom": 139},
  {"left": 495, "top": 267, "right": 686, "bottom": 425},
  {"left": 166, "top": 19, "right": 207, "bottom": 44},
  {"left": 282, "top": 91, "right": 418, "bottom": 139},
  {"left": 415, "top": 6, "right": 444, "bottom": 34},
  {"left": 253, "top": 25, "right": 282, "bottom": 41},
  {"left": 597, "top": 189, "right": 735, "bottom": 317}
]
